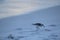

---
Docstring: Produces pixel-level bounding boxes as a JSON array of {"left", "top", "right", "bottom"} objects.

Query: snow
[{"left": 0, "top": 5, "right": 60, "bottom": 40}]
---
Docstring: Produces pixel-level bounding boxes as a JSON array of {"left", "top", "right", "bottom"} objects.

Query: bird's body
[{"left": 32, "top": 23, "right": 44, "bottom": 27}]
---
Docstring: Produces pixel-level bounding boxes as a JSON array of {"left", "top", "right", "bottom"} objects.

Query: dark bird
[
  {"left": 32, "top": 23, "right": 45, "bottom": 31},
  {"left": 32, "top": 23, "right": 45, "bottom": 27}
]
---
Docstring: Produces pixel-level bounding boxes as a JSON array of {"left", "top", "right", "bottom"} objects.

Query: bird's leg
[{"left": 36, "top": 26, "right": 40, "bottom": 31}]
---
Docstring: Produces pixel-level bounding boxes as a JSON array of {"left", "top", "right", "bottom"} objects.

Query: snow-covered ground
[{"left": 0, "top": 5, "right": 60, "bottom": 40}]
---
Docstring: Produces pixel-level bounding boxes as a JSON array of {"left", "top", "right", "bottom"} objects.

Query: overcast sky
[{"left": 0, "top": 0, "right": 60, "bottom": 19}]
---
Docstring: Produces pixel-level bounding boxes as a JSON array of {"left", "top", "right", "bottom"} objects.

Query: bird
[
  {"left": 32, "top": 23, "right": 45, "bottom": 27},
  {"left": 32, "top": 23, "right": 45, "bottom": 31}
]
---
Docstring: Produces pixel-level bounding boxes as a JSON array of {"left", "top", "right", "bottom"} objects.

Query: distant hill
[{"left": 0, "top": 5, "right": 60, "bottom": 29}]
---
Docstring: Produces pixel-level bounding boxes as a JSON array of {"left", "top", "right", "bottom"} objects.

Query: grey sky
[{"left": 0, "top": 0, "right": 60, "bottom": 19}]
